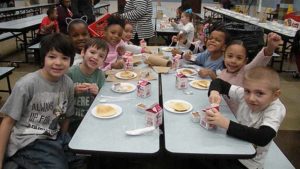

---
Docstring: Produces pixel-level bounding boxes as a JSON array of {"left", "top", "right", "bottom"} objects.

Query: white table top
[
  {"left": 203, "top": 6, "right": 297, "bottom": 38},
  {"left": 0, "top": 14, "right": 45, "bottom": 31},
  {"left": 69, "top": 66, "right": 160, "bottom": 154},
  {"left": 0, "top": 3, "right": 57, "bottom": 13}
]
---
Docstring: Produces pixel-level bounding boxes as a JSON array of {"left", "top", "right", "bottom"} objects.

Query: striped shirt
[{"left": 121, "top": 0, "right": 154, "bottom": 39}]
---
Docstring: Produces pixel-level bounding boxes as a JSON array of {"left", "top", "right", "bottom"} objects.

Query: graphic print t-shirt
[{"left": 0, "top": 71, "right": 74, "bottom": 157}]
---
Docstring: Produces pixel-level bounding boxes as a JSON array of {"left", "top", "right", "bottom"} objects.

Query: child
[
  {"left": 57, "top": 0, "right": 73, "bottom": 34},
  {"left": 207, "top": 67, "right": 286, "bottom": 169},
  {"left": 171, "top": 8, "right": 195, "bottom": 42},
  {"left": 220, "top": 32, "right": 282, "bottom": 87},
  {"left": 66, "top": 16, "right": 91, "bottom": 66},
  {"left": 37, "top": 7, "right": 59, "bottom": 40},
  {"left": 219, "top": 32, "right": 282, "bottom": 113},
  {"left": 122, "top": 22, "right": 152, "bottom": 54},
  {"left": 184, "top": 27, "right": 231, "bottom": 79},
  {"left": 101, "top": 15, "right": 126, "bottom": 71},
  {"left": 67, "top": 38, "right": 108, "bottom": 135},
  {"left": 291, "top": 29, "right": 300, "bottom": 78},
  {"left": 171, "top": 23, "right": 206, "bottom": 56},
  {"left": 0, "top": 33, "right": 75, "bottom": 169}
]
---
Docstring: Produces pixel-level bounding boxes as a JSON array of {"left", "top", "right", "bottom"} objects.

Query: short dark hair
[
  {"left": 105, "top": 15, "right": 125, "bottom": 30},
  {"left": 40, "top": 33, "right": 75, "bottom": 66},
  {"left": 212, "top": 26, "right": 231, "bottom": 46},
  {"left": 83, "top": 38, "right": 109, "bottom": 59},
  {"left": 47, "top": 7, "right": 56, "bottom": 16}
]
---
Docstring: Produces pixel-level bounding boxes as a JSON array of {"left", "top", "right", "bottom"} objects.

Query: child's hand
[
  {"left": 265, "top": 32, "right": 282, "bottom": 56},
  {"left": 198, "top": 68, "right": 213, "bottom": 78},
  {"left": 170, "top": 20, "right": 176, "bottom": 27},
  {"left": 75, "top": 83, "right": 89, "bottom": 94},
  {"left": 88, "top": 83, "right": 99, "bottom": 96},
  {"left": 117, "top": 46, "right": 126, "bottom": 56},
  {"left": 111, "top": 59, "right": 124, "bottom": 69},
  {"left": 142, "top": 47, "right": 152, "bottom": 54},
  {"left": 206, "top": 108, "right": 230, "bottom": 129},
  {"left": 171, "top": 48, "right": 182, "bottom": 56},
  {"left": 183, "top": 52, "right": 192, "bottom": 60},
  {"left": 171, "top": 35, "right": 178, "bottom": 43},
  {"left": 209, "top": 90, "right": 222, "bottom": 105}
]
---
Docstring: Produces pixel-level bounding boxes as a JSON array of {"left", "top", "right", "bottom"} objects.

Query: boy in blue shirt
[{"left": 0, "top": 33, "right": 75, "bottom": 169}]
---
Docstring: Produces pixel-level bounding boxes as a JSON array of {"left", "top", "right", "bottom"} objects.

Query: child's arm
[
  {"left": 206, "top": 108, "right": 276, "bottom": 146},
  {"left": 246, "top": 32, "right": 282, "bottom": 70},
  {"left": 120, "top": 0, "right": 148, "bottom": 20},
  {"left": 0, "top": 116, "right": 15, "bottom": 169},
  {"left": 198, "top": 68, "right": 217, "bottom": 79}
]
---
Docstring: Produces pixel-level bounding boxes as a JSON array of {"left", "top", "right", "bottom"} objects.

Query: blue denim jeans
[{"left": 10, "top": 133, "right": 86, "bottom": 169}]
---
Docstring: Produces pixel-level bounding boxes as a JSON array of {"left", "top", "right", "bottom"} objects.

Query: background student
[
  {"left": 36, "top": 7, "right": 59, "bottom": 41},
  {"left": 183, "top": 27, "right": 231, "bottom": 79},
  {"left": 120, "top": 0, "right": 154, "bottom": 45},
  {"left": 0, "top": 33, "right": 75, "bottom": 169},
  {"left": 208, "top": 67, "right": 286, "bottom": 169},
  {"left": 57, "top": 0, "right": 73, "bottom": 34},
  {"left": 67, "top": 17, "right": 91, "bottom": 66},
  {"left": 171, "top": 8, "right": 195, "bottom": 42}
]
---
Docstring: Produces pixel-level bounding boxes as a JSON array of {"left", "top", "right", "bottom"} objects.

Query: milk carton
[
  {"left": 122, "top": 51, "right": 133, "bottom": 70},
  {"left": 145, "top": 103, "right": 162, "bottom": 127},
  {"left": 176, "top": 73, "right": 188, "bottom": 89},
  {"left": 199, "top": 104, "right": 219, "bottom": 129},
  {"left": 140, "top": 39, "right": 147, "bottom": 48},
  {"left": 137, "top": 80, "right": 151, "bottom": 98}
]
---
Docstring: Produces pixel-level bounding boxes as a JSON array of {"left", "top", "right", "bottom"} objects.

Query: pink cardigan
[{"left": 100, "top": 41, "right": 125, "bottom": 71}]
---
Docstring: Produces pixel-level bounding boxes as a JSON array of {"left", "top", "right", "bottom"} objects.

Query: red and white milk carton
[
  {"left": 176, "top": 73, "right": 188, "bottom": 89},
  {"left": 145, "top": 103, "right": 162, "bottom": 127},
  {"left": 122, "top": 51, "right": 133, "bottom": 70},
  {"left": 199, "top": 104, "right": 219, "bottom": 130},
  {"left": 137, "top": 80, "right": 151, "bottom": 98}
]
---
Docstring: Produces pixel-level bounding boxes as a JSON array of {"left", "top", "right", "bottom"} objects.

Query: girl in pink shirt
[
  {"left": 219, "top": 32, "right": 282, "bottom": 114},
  {"left": 101, "top": 15, "right": 126, "bottom": 71}
]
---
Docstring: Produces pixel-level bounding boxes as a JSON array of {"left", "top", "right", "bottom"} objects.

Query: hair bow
[{"left": 185, "top": 8, "right": 192, "bottom": 14}]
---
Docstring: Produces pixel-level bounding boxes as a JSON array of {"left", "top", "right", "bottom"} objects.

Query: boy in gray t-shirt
[{"left": 0, "top": 33, "right": 75, "bottom": 169}]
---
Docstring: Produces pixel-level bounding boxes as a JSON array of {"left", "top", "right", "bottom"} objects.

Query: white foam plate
[
  {"left": 111, "top": 83, "right": 136, "bottom": 93},
  {"left": 176, "top": 68, "right": 197, "bottom": 77},
  {"left": 164, "top": 99, "right": 193, "bottom": 114},
  {"left": 115, "top": 71, "right": 137, "bottom": 80},
  {"left": 91, "top": 104, "right": 122, "bottom": 119},
  {"left": 189, "top": 80, "right": 211, "bottom": 90}
]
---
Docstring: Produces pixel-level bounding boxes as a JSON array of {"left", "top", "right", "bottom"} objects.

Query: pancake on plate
[
  {"left": 180, "top": 69, "right": 194, "bottom": 76},
  {"left": 120, "top": 71, "right": 134, "bottom": 78},
  {"left": 193, "top": 80, "right": 210, "bottom": 88},
  {"left": 168, "top": 101, "right": 190, "bottom": 112},
  {"left": 162, "top": 47, "right": 173, "bottom": 52},
  {"left": 96, "top": 105, "right": 117, "bottom": 117},
  {"left": 115, "top": 84, "right": 133, "bottom": 92}
]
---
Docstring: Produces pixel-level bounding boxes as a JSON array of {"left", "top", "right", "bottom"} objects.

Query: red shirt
[{"left": 38, "top": 16, "right": 59, "bottom": 35}]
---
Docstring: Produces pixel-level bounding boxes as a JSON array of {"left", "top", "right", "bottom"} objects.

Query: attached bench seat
[
  {"left": 0, "top": 32, "right": 21, "bottom": 42},
  {"left": 264, "top": 141, "right": 295, "bottom": 169},
  {"left": 28, "top": 42, "right": 40, "bottom": 64}
]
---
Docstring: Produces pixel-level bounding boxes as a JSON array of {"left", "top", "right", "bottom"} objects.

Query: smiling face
[
  {"left": 224, "top": 44, "right": 247, "bottom": 73},
  {"left": 243, "top": 79, "right": 280, "bottom": 112},
  {"left": 105, "top": 24, "right": 123, "bottom": 46},
  {"left": 69, "top": 22, "right": 90, "bottom": 53},
  {"left": 122, "top": 23, "right": 133, "bottom": 42},
  {"left": 81, "top": 45, "right": 107, "bottom": 70},
  {"left": 41, "top": 49, "right": 71, "bottom": 82},
  {"left": 206, "top": 30, "right": 226, "bottom": 53}
]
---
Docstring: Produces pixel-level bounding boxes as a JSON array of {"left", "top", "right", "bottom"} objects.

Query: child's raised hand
[
  {"left": 117, "top": 46, "right": 126, "bottom": 56},
  {"left": 206, "top": 108, "right": 230, "bottom": 129},
  {"left": 171, "top": 35, "right": 178, "bottom": 43},
  {"left": 265, "top": 32, "right": 282, "bottom": 56},
  {"left": 209, "top": 90, "right": 222, "bottom": 105}
]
